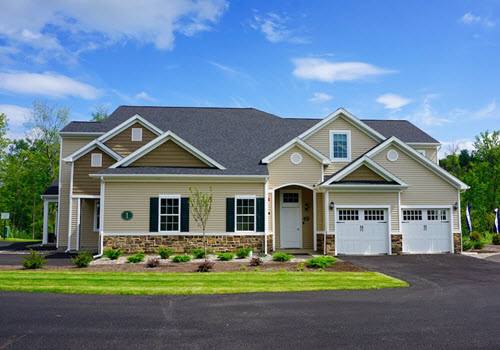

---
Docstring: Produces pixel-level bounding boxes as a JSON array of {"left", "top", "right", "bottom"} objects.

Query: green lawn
[
  {"left": 0, "top": 270, "right": 408, "bottom": 295},
  {"left": 1, "top": 238, "right": 41, "bottom": 242}
]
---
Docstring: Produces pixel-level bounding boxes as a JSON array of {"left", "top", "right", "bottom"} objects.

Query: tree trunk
[
  {"left": 203, "top": 228, "right": 207, "bottom": 263},
  {"left": 32, "top": 192, "right": 36, "bottom": 239}
]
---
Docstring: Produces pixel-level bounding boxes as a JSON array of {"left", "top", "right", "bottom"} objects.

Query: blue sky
[{"left": 0, "top": 1, "right": 499, "bottom": 157}]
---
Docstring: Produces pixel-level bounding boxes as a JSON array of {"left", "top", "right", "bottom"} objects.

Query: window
[
  {"left": 236, "top": 196, "right": 256, "bottom": 232},
  {"left": 330, "top": 131, "right": 351, "bottom": 162},
  {"left": 417, "top": 150, "right": 426, "bottom": 156},
  {"left": 283, "top": 193, "right": 299, "bottom": 203},
  {"left": 364, "top": 209, "right": 385, "bottom": 221},
  {"left": 159, "top": 195, "right": 180, "bottom": 232},
  {"left": 131, "top": 128, "right": 143, "bottom": 142},
  {"left": 403, "top": 210, "right": 422, "bottom": 221},
  {"left": 427, "top": 209, "right": 447, "bottom": 221},
  {"left": 94, "top": 201, "right": 100, "bottom": 231},
  {"left": 91, "top": 153, "right": 102, "bottom": 167},
  {"left": 338, "top": 209, "right": 359, "bottom": 221}
]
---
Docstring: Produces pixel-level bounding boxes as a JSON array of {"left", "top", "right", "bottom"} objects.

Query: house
[{"left": 41, "top": 106, "right": 468, "bottom": 256}]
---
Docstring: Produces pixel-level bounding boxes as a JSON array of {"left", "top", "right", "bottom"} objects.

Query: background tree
[
  {"left": 189, "top": 186, "right": 213, "bottom": 262},
  {"left": 91, "top": 104, "right": 109, "bottom": 122}
]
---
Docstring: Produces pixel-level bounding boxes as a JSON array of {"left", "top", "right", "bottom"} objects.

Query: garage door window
[
  {"left": 403, "top": 210, "right": 422, "bottom": 221},
  {"left": 282, "top": 193, "right": 299, "bottom": 203},
  {"left": 427, "top": 209, "right": 447, "bottom": 221},
  {"left": 338, "top": 209, "right": 359, "bottom": 221},
  {"left": 364, "top": 210, "right": 385, "bottom": 221}
]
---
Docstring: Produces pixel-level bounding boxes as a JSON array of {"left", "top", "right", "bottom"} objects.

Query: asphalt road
[{"left": 0, "top": 254, "right": 499, "bottom": 349}]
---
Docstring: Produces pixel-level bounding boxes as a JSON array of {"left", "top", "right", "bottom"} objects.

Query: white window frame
[
  {"left": 131, "top": 128, "right": 143, "bottom": 142},
  {"left": 158, "top": 195, "right": 181, "bottom": 233},
  {"left": 235, "top": 195, "right": 256, "bottom": 233},
  {"left": 94, "top": 200, "right": 100, "bottom": 232},
  {"left": 330, "top": 130, "right": 351, "bottom": 162},
  {"left": 91, "top": 153, "right": 102, "bottom": 167}
]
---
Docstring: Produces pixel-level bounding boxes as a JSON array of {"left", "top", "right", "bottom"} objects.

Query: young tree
[
  {"left": 189, "top": 186, "right": 213, "bottom": 262},
  {"left": 91, "top": 104, "right": 109, "bottom": 122}
]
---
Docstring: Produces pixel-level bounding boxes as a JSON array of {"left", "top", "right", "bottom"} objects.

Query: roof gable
[
  {"left": 63, "top": 139, "right": 122, "bottom": 163},
  {"left": 98, "top": 114, "right": 162, "bottom": 143},
  {"left": 341, "top": 165, "right": 386, "bottom": 182},
  {"left": 130, "top": 140, "right": 209, "bottom": 168},
  {"left": 104, "top": 121, "right": 158, "bottom": 157},
  {"left": 261, "top": 138, "right": 330, "bottom": 164}
]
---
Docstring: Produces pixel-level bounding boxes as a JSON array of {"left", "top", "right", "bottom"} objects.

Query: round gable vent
[
  {"left": 387, "top": 150, "right": 399, "bottom": 162},
  {"left": 290, "top": 152, "right": 303, "bottom": 165}
]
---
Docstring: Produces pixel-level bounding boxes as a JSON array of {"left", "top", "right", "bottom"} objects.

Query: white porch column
[{"left": 42, "top": 200, "right": 49, "bottom": 245}]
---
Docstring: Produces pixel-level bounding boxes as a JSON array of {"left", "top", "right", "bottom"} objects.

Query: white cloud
[
  {"left": 135, "top": 91, "right": 156, "bottom": 102},
  {"left": 401, "top": 94, "right": 452, "bottom": 127},
  {"left": 438, "top": 139, "right": 475, "bottom": 159},
  {"left": 0, "top": 71, "right": 100, "bottom": 99},
  {"left": 207, "top": 61, "right": 256, "bottom": 84},
  {"left": 309, "top": 92, "right": 333, "bottom": 103},
  {"left": 459, "top": 12, "right": 495, "bottom": 27},
  {"left": 376, "top": 93, "right": 411, "bottom": 110},
  {"left": 0, "top": 104, "right": 31, "bottom": 127},
  {"left": 250, "top": 12, "right": 307, "bottom": 43},
  {"left": 472, "top": 100, "right": 498, "bottom": 119},
  {"left": 0, "top": 0, "right": 228, "bottom": 63},
  {"left": 292, "top": 58, "right": 394, "bottom": 83}
]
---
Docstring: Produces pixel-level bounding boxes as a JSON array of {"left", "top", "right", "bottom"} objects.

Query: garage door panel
[{"left": 402, "top": 209, "right": 451, "bottom": 254}]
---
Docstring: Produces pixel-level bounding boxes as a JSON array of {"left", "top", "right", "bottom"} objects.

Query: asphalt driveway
[
  {"left": 0, "top": 240, "right": 74, "bottom": 266},
  {"left": 0, "top": 254, "right": 499, "bottom": 349}
]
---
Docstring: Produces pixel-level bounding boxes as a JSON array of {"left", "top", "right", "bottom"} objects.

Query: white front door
[
  {"left": 280, "top": 190, "right": 302, "bottom": 248},
  {"left": 402, "top": 208, "right": 452, "bottom": 253},
  {"left": 336, "top": 208, "right": 389, "bottom": 255}
]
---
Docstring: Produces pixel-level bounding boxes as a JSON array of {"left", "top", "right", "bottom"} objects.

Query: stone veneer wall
[
  {"left": 267, "top": 234, "right": 273, "bottom": 252},
  {"left": 391, "top": 234, "right": 403, "bottom": 255},
  {"left": 454, "top": 232, "right": 462, "bottom": 254},
  {"left": 103, "top": 235, "right": 266, "bottom": 254},
  {"left": 316, "top": 234, "right": 335, "bottom": 256}
]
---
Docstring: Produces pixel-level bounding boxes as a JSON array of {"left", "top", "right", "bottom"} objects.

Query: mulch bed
[{"left": 0, "top": 261, "right": 364, "bottom": 273}]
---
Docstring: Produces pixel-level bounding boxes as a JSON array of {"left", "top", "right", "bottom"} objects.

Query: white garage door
[
  {"left": 336, "top": 209, "right": 389, "bottom": 255},
  {"left": 402, "top": 209, "right": 452, "bottom": 253}
]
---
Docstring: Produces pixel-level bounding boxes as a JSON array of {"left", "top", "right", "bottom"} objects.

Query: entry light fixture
[
  {"left": 453, "top": 202, "right": 459, "bottom": 210},
  {"left": 304, "top": 203, "right": 309, "bottom": 211},
  {"left": 330, "top": 201, "right": 334, "bottom": 210}
]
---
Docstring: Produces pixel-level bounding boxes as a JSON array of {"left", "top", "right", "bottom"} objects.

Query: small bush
[
  {"left": 272, "top": 253, "right": 293, "bottom": 262},
  {"left": 278, "top": 268, "right": 286, "bottom": 273},
  {"left": 240, "top": 265, "right": 247, "bottom": 271},
  {"left": 249, "top": 257, "right": 263, "bottom": 266},
  {"left": 197, "top": 261, "right": 215, "bottom": 272},
  {"left": 492, "top": 234, "right": 500, "bottom": 245},
  {"left": 71, "top": 251, "right": 93, "bottom": 268},
  {"left": 306, "top": 256, "right": 338, "bottom": 269},
  {"left": 190, "top": 249, "right": 208, "bottom": 259},
  {"left": 472, "top": 241, "right": 485, "bottom": 250},
  {"left": 462, "top": 240, "right": 474, "bottom": 251},
  {"left": 172, "top": 255, "right": 191, "bottom": 263},
  {"left": 235, "top": 247, "right": 253, "bottom": 259},
  {"left": 127, "top": 251, "right": 145, "bottom": 263},
  {"left": 469, "top": 231, "right": 482, "bottom": 243},
  {"left": 296, "top": 262, "right": 306, "bottom": 271},
  {"left": 318, "top": 268, "right": 324, "bottom": 272},
  {"left": 217, "top": 252, "right": 234, "bottom": 261},
  {"left": 103, "top": 248, "right": 122, "bottom": 260},
  {"left": 157, "top": 247, "right": 174, "bottom": 259},
  {"left": 146, "top": 258, "right": 160, "bottom": 268},
  {"left": 253, "top": 267, "right": 260, "bottom": 272},
  {"left": 22, "top": 249, "right": 47, "bottom": 269}
]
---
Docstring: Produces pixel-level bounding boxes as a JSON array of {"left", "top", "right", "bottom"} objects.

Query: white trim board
[
  {"left": 63, "top": 140, "right": 122, "bottom": 163},
  {"left": 97, "top": 114, "right": 163, "bottom": 143},
  {"left": 102, "top": 232, "right": 266, "bottom": 236},
  {"left": 261, "top": 137, "right": 331, "bottom": 165}
]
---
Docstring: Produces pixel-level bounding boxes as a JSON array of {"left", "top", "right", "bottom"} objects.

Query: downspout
[{"left": 93, "top": 176, "right": 105, "bottom": 259}]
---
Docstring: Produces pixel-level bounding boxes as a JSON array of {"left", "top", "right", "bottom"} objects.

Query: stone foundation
[
  {"left": 267, "top": 234, "right": 273, "bottom": 252},
  {"left": 454, "top": 232, "right": 462, "bottom": 254},
  {"left": 391, "top": 234, "right": 403, "bottom": 255},
  {"left": 103, "top": 235, "right": 266, "bottom": 254},
  {"left": 316, "top": 233, "right": 335, "bottom": 256}
]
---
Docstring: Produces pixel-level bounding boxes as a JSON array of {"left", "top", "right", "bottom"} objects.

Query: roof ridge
[{"left": 118, "top": 105, "right": 256, "bottom": 110}]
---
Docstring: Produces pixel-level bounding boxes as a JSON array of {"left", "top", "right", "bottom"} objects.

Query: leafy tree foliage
[{"left": 91, "top": 104, "right": 109, "bottom": 122}]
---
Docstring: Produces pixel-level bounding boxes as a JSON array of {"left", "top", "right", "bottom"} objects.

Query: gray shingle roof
[
  {"left": 361, "top": 120, "right": 439, "bottom": 143},
  {"left": 42, "top": 179, "right": 59, "bottom": 196}
]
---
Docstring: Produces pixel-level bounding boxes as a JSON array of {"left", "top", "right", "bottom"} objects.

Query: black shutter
[
  {"left": 181, "top": 197, "right": 190, "bottom": 232},
  {"left": 256, "top": 198, "right": 265, "bottom": 232},
  {"left": 149, "top": 197, "right": 159, "bottom": 232},
  {"left": 226, "top": 198, "right": 235, "bottom": 232}
]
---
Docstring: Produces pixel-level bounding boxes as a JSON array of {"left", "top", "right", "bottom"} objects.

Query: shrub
[
  {"left": 306, "top": 256, "right": 338, "bottom": 269},
  {"left": 462, "top": 240, "right": 474, "bottom": 251},
  {"left": 318, "top": 268, "right": 324, "bottom": 272},
  {"left": 127, "top": 251, "right": 145, "bottom": 263},
  {"left": 217, "top": 252, "right": 234, "bottom": 261},
  {"left": 146, "top": 258, "right": 160, "bottom": 268},
  {"left": 473, "top": 241, "right": 485, "bottom": 250},
  {"left": 253, "top": 267, "right": 260, "bottom": 272},
  {"left": 22, "top": 249, "right": 47, "bottom": 269},
  {"left": 469, "top": 231, "right": 482, "bottom": 243},
  {"left": 272, "top": 253, "right": 293, "bottom": 262},
  {"left": 278, "top": 268, "right": 286, "bottom": 273},
  {"left": 492, "top": 234, "right": 500, "bottom": 245},
  {"left": 190, "top": 249, "right": 208, "bottom": 259},
  {"left": 249, "top": 257, "right": 263, "bottom": 266},
  {"left": 235, "top": 247, "right": 253, "bottom": 259},
  {"left": 71, "top": 251, "right": 93, "bottom": 268},
  {"left": 172, "top": 255, "right": 191, "bottom": 263},
  {"left": 240, "top": 265, "right": 247, "bottom": 271},
  {"left": 296, "top": 262, "right": 306, "bottom": 271},
  {"left": 103, "top": 248, "right": 122, "bottom": 260},
  {"left": 197, "top": 261, "right": 214, "bottom": 272},
  {"left": 157, "top": 247, "right": 174, "bottom": 259}
]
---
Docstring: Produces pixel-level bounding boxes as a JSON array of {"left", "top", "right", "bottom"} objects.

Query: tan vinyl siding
[
  {"left": 316, "top": 192, "right": 324, "bottom": 231},
  {"left": 79, "top": 199, "right": 99, "bottom": 250},
  {"left": 305, "top": 115, "right": 380, "bottom": 176},
  {"left": 103, "top": 182, "right": 265, "bottom": 233},
  {"left": 104, "top": 122, "right": 158, "bottom": 157},
  {"left": 341, "top": 165, "right": 386, "bottom": 182},
  {"left": 411, "top": 146, "right": 438, "bottom": 164},
  {"left": 328, "top": 192, "right": 399, "bottom": 233},
  {"left": 130, "top": 140, "right": 209, "bottom": 167},
  {"left": 372, "top": 145, "right": 460, "bottom": 231},
  {"left": 58, "top": 137, "right": 96, "bottom": 248},
  {"left": 73, "top": 149, "right": 115, "bottom": 195},
  {"left": 267, "top": 146, "right": 323, "bottom": 189}
]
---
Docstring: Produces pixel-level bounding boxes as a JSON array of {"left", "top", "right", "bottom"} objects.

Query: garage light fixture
[
  {"left": 330, "top": 202, "right": 334, "bottom": 210},
  {"left": 454, "top": 202, "right": 459, "bottom": 210}
]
